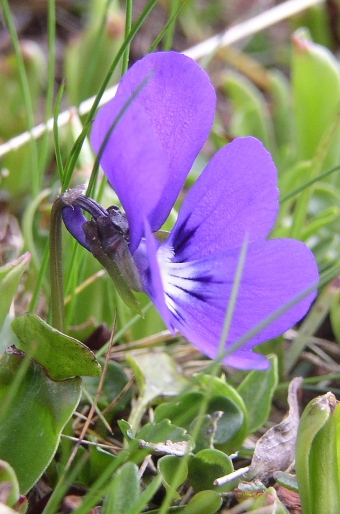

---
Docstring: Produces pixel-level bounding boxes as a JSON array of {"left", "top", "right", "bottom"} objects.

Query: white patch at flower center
[{"left": 156, "top": 244, "right": 210, "bottom": 321}]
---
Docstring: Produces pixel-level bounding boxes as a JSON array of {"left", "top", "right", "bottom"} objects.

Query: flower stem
[{"left": 49, "top": 197, "right": 66, "bottom": 332}]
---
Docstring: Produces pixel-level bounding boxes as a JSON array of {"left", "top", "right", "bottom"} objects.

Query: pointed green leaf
[
  {"left": 102, "top": 462, "right": 140, "bottom": 514},
  {"left": 11, "top": 313, "right": 101, "bottom": 380},
  {"left": 0, "top": 347, "right": 81, "bottom": 493},
  {"left": 296, "top": 392, "right": 340, "bottom": 514}
]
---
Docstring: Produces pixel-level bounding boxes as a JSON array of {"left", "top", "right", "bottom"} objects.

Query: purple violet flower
[{"left": 62, "top": 51, "right": 318, "bottom": 370}]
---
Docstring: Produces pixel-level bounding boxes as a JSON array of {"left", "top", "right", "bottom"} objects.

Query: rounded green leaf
[
  {"left": 0, "top": 347, "right": 81, "bottom": 493},
  {"left": 11, "top": 313, "right": 101, "bottom": 380},
  {"left": 181, "top": 490, "right": 222, "bottom": 514},
  {"left": 157, "top": 455, "right": 188, "bottom": 500},
  {"left": 188, "top": 449, "right": 233, "bottom": 493}
]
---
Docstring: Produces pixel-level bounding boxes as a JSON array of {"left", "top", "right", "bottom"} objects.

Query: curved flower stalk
[{"left": 62, "top": 51, "right": 318, "bottom": 370}]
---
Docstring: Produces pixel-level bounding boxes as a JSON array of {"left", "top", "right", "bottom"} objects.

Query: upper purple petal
[
  {"left": 91, "top": 52, "right": 216, "bottom": 253},
  {"left": 136, "top": 234, "right": 318, "bottom": 370},
  {"left": 167, "top": 137, "right": 279, "bottom": 260}
]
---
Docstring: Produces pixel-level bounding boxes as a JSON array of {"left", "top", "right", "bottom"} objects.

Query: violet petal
[
  {"left": 62, "top": 205, "right": 90, "bottom": 251},
  {"left": 168, "top": 137, "right": 279, "bottom": 261},
  {"left": 140, "top": 220, "right": 173, "bottom": 330},
  {"left": 91, "top": 52, "right": 215, "bottom": 253},
  {"left": 138, "top": 235, "right": 318, "bottom": 370}
]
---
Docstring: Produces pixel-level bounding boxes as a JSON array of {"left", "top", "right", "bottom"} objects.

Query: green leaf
[
  {"left": 86, "top": 446, "right": 116, "bottom": 485},
  {"left": 198, "top": 375, "right": 248, "bottom": 453},
  {"left": 329, "top": 290, "right": 340, "bottom": 344},
  {"left": 82, "top": 359, "right": 131, "bottom": 416},
  {"left": 251, "top": 487, "right": 289, "bottom": 513},
  {"left": 295, "top": 392, "right": 340, "bottom": 514},
  {"left": 64, "top": 0, "right": 123, "bottom": 106},
  {"left": 125, "top": 349, "right": 188, "bottom": 434},
  {"left": 273, "top": 471, "right": 298, "bottom": 493},
  {"left": 135, "top": 419, "right": 195, "bottom": 455},
  {"left": 0, "top": 253, "right": 30, "bottom": 332},
  {"left": 126, "top": 349, "right": 187, "bottom": 403},
  {"left": 180, "top": 490, "right": 222, "bottom": 514},
  {"left": 11, "top": 313, "right": 101, "bottom": 380},
  {"left": 291, "top": 4, "right": 332, "bottom": 48},
  {"left": 0, "top": 459, "right": 20, "bottom": 507},
  {"left": 204, "top": 395, "right": 245, "bottom": 451},
  {"left": 157, "top": 455, "right": 188, "bottom": 500},
  {"left": 237, "top": 354, "right": 278, "bottom": 434},
  {"left": 267, "top": 69, "right": 292, "bottom": 150},
  {"left": 0, "top": 347, "right": 81, "bottom": 493},
  {"left": 292, "top": 29, "right": 340, "bottom": 170},
  {"left": 154, "top": 388, "right": 246, "bottom": 453},
  {"left": 188, "top": 449, "right": 233, "bottom": 493},
  {"left": 224, "top": 70, "right": 276, "bottom": 154},
  {"left": 190, "top": 413, "right": 221, "bottom": 453},
  {"left": 154, "top": 391, "right": 205, "bottom": 429},
  {"left": 118, "top": 418, "right": 195, "bottom": 457},
  {"left": 101, "top": 462, "right": 140, "bottom": 514},
  {"left": 155, "top": 377, "right": 248, "bottom": 454},
  {"left": 0, "top": 42, "right": 45, "bottom": 139},
  {"left": 125, "top": 475, "right": 162, "bottom": 514}
]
